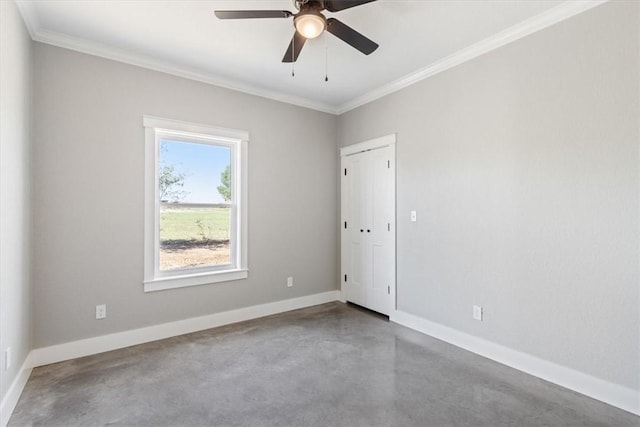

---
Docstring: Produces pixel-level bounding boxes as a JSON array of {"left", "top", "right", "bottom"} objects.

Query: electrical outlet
[
  {"left": 96, "top": 304, "right": 107, "bottom": 320},
  {"left": 473, "top": 305, "right": 483, "bottom": 321},
  {"left": 5, "top": 347, "right": 11, "bottom": 371},
  {"left": 287, "top": 276, "right": 293, "bottom": 288}
]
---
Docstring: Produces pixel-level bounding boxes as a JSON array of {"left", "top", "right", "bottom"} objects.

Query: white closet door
[
  {"left": 343, "top": 153, "right": 367, "bottom": 307},
  {"left": 341, "top": 138, "right": 395, "bottom": 316},
  {"left": 367, "top": 145, "right": 395, "bottom": 315}
]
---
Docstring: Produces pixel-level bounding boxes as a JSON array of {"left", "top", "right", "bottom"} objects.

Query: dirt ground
[{"left": 160, "top": 240, "right": 230, "bottom": 270}]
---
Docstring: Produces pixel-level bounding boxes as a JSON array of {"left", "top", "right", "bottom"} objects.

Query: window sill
[{"left": 144, "top": 269, "right": 248, "bottom": 292}]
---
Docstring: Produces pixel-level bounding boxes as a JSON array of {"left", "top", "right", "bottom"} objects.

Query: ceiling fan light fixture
[{"left": 294, "top": 13, "right": 326, "bottom": 39}]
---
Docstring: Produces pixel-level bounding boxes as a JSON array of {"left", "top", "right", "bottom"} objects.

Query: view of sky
[{"left": 160, "top": 139, "right": 231, "bottom": 204}]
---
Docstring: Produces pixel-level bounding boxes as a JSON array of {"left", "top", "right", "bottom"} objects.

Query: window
[{"left": 143, "top": 116, "right": 248, "bottom": 292}]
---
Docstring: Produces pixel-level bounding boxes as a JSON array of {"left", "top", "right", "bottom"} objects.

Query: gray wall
[
  {"left": 0, "top": 0, "right": 32, "bottom": 402},
  {"left": 32, "top": 44, "right": 337, "bottom": 348},
  {"left": 338, "top": 1, "right": 639, "bottom": 391}
]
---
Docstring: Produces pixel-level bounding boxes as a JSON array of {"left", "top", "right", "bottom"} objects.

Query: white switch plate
[
  {"left": 5, "top": 347, "right": 11, "bottom": 371},
  {"left": 473, "top": 305, "right": 483, "bottom": 321},
  {"left": 411, "top": 211, "right": 417, "bottom": 222},
  {"left": 96, "top": 304, "right": 107, "bottom": 319},
  {"left": 287, "top": 276, "right": 293, "bottom": 288}
]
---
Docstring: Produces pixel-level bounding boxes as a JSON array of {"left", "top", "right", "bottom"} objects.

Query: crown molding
[
  {"left": 334, "top": 0, "right": 608, "bottom": 114},
  {"left": 14, "top": 0, "right": 38, "bottom": 39},
  {"left": 16, "top": 0, "right": 607, "bottom": 117},
  {"left": 14, "top": 15, "right": 338, "bottom": 114}
]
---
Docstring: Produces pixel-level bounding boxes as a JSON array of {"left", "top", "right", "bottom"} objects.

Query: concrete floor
[{"left": 9, "top": 302, "right": 640, "bottom": 427}]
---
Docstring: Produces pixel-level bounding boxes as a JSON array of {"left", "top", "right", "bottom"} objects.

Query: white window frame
[{"left": 143, "top": 116, "right": 248, "bottom": 292}]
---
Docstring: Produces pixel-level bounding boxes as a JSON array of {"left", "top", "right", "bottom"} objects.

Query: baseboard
[
  {"left": 0, "top": 358, "right": 32, "bottom": 427},
  {"left": 29, "top": 291, "right": 338, "bottom": 368},
  {"left": 337, "top": 289, "right": 346, "bottom": 303},
  {"left": 390, "top": 309, "right": 639, "bottom": 416}
]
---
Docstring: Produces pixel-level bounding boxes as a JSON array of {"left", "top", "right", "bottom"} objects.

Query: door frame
[
  {"left": 340, "top": 134, "right": 396, "bottom": 157},
  {"left": 339, "top": 133, "right": 397, "bottom": 312}
]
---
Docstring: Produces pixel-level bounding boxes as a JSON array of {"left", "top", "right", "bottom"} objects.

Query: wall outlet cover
[
  {"left": 96, "top": 304, "right": 107, "bottom": 320},
  {"left": 5, "top": 347, "right": 11, "bottom": 371},
  {"left": 473, "top": 305, "right": 483, "bottom": 321}
]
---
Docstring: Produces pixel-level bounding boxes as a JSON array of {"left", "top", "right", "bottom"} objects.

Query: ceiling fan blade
[
  {"left": 282, "top": 31, "right": 307, "bottom": 63},
  {"left": 326, "top": 18, "right": 378, "bottom": 55},
  {"left": 214, "top": 10, "right": 293, "bottom": 19},
  {"left": 323, "top": 0, "right": 377, "bottom": 12}
]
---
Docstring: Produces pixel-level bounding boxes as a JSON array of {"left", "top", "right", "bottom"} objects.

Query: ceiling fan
[{"left": 214, "top": 0, "right": 379, "bottom": 63}]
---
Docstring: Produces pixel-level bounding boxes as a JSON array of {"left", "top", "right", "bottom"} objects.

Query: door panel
[
  {"left": 349, "top": 241, "right": 365, "bottom": 305},
  {"left": 370, "top": 243, "right": 393, "bottom": 314}
]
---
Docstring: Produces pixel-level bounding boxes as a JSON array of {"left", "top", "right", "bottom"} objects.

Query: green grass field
[{"left": 160, "top": 206, "right": 230, "bottom": 242}]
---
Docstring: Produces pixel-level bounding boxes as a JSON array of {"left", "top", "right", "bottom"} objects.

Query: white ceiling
[{"left": 16, "top": 0, "right": 601, "bottom": 114}]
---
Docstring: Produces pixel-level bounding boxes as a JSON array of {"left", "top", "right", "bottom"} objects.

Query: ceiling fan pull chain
[{"left": 325, "top": 33, "right": 329, "bottom": 82}]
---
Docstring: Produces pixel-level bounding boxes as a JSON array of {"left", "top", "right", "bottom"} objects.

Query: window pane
[
  {"left": 158, "top": 139, "right": 232, "bottom": 271},
  {"left": 159, "top": 139, "right": 231, "bottom": 204},
  {"left": 159, "top": 205, "right": 231, "bottom": 270}
]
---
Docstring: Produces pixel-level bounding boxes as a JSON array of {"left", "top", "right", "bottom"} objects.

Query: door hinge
[
  {"left": 344, "top": 168, "right": 347, "bottom": 176},
  {"left": 388, "top": 286, "right": 390, "bottom": 295},
  {"left": 387, "top": 160, "right": 390, "bottom": 168},
  {"left": 344, "top": 221, "right": 347, "bottom": 229},
  {"left": 387, "top": 223, "right": 390, "bottom": 231},
  {"left": 344, "top": 274, "right": 347, "bottom": 282}
]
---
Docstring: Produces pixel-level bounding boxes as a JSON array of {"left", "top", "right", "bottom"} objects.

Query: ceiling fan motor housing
[{"left": 294, "top": 0, "right": 324, "bottom": 11}]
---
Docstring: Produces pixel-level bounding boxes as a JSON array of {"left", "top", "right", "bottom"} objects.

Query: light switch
[{"left": 411, "top": 211, "right": 417, "bottom": 222}]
